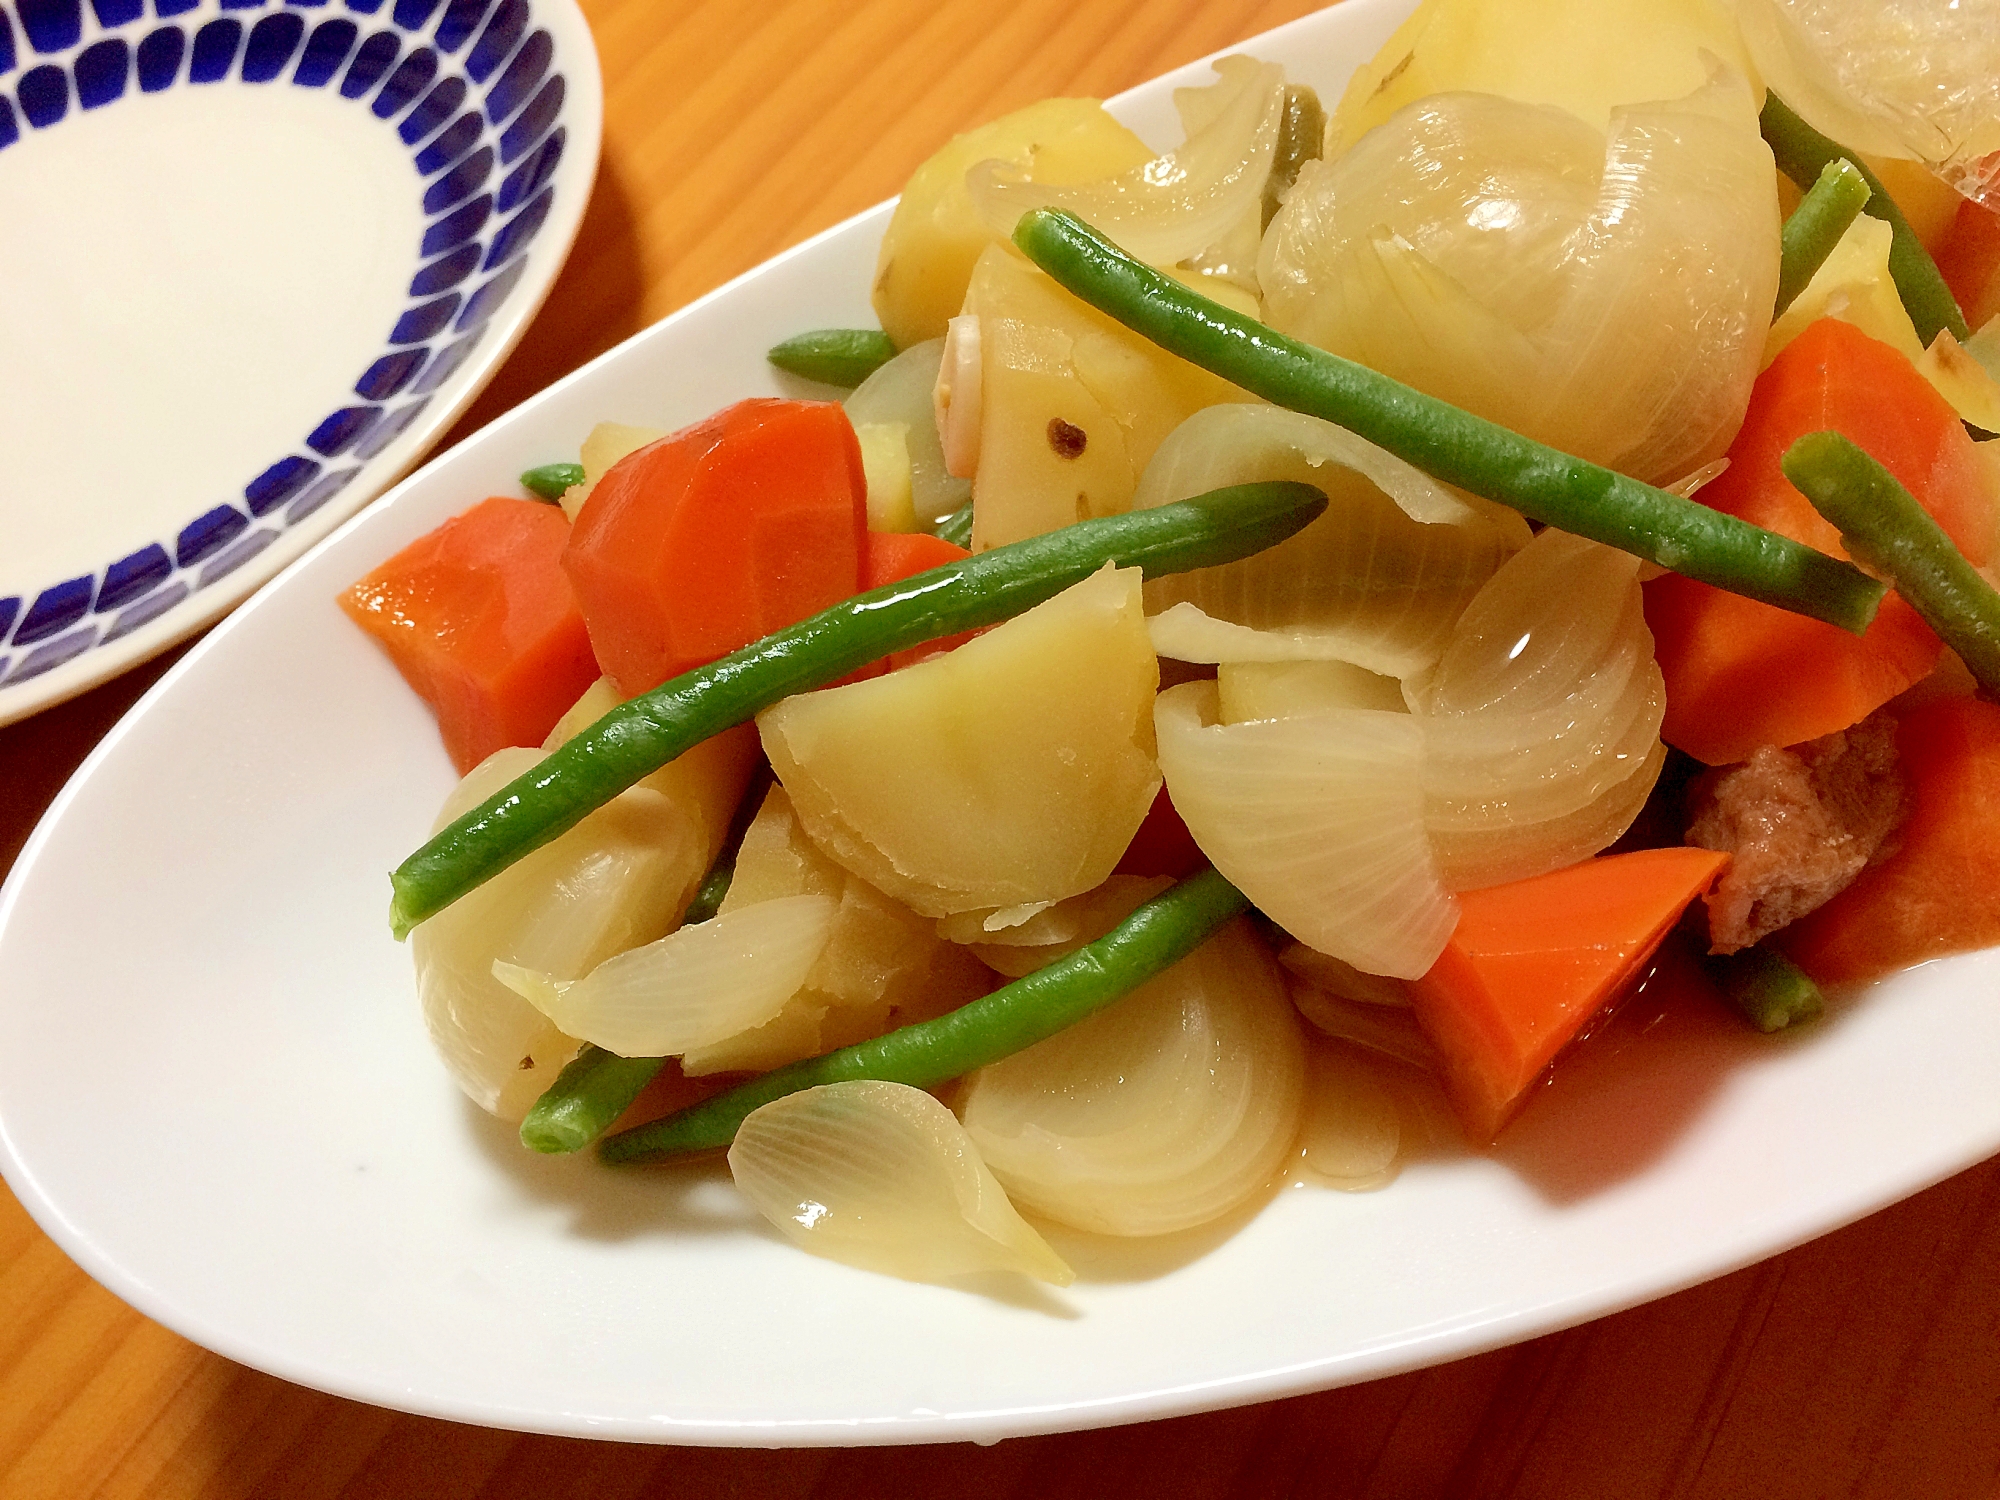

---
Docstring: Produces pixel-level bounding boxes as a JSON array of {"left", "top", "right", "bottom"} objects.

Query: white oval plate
[
  {"left": 0, "top": 0, "right": 601, "bottom": 726},
  {"left": 3, "top": 0, "right": 1999, "bottom": 1448}
]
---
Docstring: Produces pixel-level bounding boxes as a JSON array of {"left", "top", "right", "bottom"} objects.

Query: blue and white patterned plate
[{"left": 0, "top": 0, "right": 600, "bottom": 725}]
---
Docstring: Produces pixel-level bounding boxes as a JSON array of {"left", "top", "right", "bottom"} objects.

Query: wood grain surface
[{"left": 4, "top": 1, "right": 2000, "bottom": 1495}]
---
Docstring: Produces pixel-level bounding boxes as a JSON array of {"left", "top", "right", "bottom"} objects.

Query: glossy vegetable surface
[
  {"left": 389, "top": 482, "right": 1327, "bottom": 937},
  {"left": 1012, "top": 209, "right": 1884, "bottom": 634},
  {"left": 340, "top": 497, "right": 600, "bottom": 775},
  {"left": 1407, "top": 847, "right": 1729, "bottom": 1142},
  {"left": 598, "top": 867, "right": 1250, "bottom": 1162}
]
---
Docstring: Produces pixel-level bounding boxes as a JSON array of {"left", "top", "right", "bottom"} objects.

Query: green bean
[
  {"left": 520, "top": 1047, "right": 667, "bottom": 1154},
  {"left": 1012, "top": 209, "right": 1884, "bottom": 635},
  {"left": 389, "top": 482, "right": 1327, "bottom": 937},
  {"left": 517, "top": 763, "right": 779, "bottom": 1153},
  {"left": 520, "top": 462, "right": 584, "bottom": 502},
  {"left": 1776, "top": 158, "right": 1871, "bottom": 317},
  {"left": 598, "top": 866, "right": 1250, "bottom": 1162},
  {"left": 766, "top": 328, "right": 899, "bottom": 387},
  {"left": 677, "top": 762, "right": 777, "bottom": 928},
  {"left": 1760, "top": 92, "right": 1970, "bottom": 347},
  {"left": 1781, "top": 430, "right": 2000, "bottom": 694},
  {"left": 933, "top": 502, "right": 974, "bottom": 548},
  {"left": 1704, "top": 946, "right": 1824, "bottom": 1033}
]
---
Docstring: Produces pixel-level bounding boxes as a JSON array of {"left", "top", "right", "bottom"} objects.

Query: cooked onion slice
[
  {"left": 1734, "top": 0, "right": 2000, "bottom": 203},
  {"left": 968, "top": 56, "right": 1285, "bottom": 267},
  {"left": 729, "top": 1081, "right": 1072, "bottom": 1286},
  {"left": 495, "top": 895, "right": 836, "bottom": 1058},
  {"left": 1136, "top": 405, "right": 1526, "bottom": 676},
  {"left": 959, "top": 918, "right": 1305, "bottom": 1236},
  {"left": 1155, "top": 681, "right": 1457, "bottom": 978},
  {"left": 413, "top": 748, "right": 705, "bottom": 1120},
  {"left": 1414, "top": 529, "right": 1668, "bottom": 889},
  {"left": 844, "top": 336, "right": 970, "bottom": 527},
  {"left": 1260, "top": 73, "right": 1778, "bottom": 486}
]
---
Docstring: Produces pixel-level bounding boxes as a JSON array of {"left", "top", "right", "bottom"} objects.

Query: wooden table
[{"left": 5, "top": 1, "right": 2000, "bottom": 1494}]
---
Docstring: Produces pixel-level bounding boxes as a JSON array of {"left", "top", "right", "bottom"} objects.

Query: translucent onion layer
[
  {"left": 1732, "top": 0, "right": 2000, "bottom": 202},
  {"left": 1260, "top": 73, "right": 1779, "bottom": 486},
  {"left": 729, "top": 1081, "right": 1073, "bottom": 1285},
  {"left": 495, "top": 894, "right": 837, "bottom": 1058},
  {"left": 412, "top": 748, "right": 707, "bottom": 1120},
  {"left": 968, "top": 56, "right": 1285, "bottom": 267},
  {"left": 844, "top": 337, "right": 971, "bottom": 527},
  {"left": 1155, "top": 681, "right": 1457, "bottom": 979},
  {"left": 959, "top": 918, "right": 1306, "bottom": 1236},
  {"left": 1136, "top": 405, "right": 1526, "bottom": 676},
  {"left": 1292, "top": 1043, "right": 1405, "bottom": 1191},
  {"left": 1413, "top": 529, "right": 1667, "bottom": 890}
]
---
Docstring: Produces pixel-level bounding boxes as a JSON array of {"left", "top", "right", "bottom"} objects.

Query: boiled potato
[
  {"left": 759, "top": 565, "right": 1160, "bottom": 918},
  {"left": 683, "top": 785, "right": 991, "bottom": 1074},
  {"left": 557, "top": 420, "right": 667, "bottom": 521},
  {"left": 871, "top": 98, "right": 1155, "bottom": 350},
  {"left": 964, "top": 246, "right": 1243, "bottom": 549}
]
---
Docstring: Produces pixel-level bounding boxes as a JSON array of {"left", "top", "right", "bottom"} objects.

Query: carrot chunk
[
  {"left": 1644, "top": 318, "right": 1996, "bottom": 765},
  {"left": 1935, "top": 196, "right": 2000, "bottom": 335},
  {"left": 1407, "top": 847, "right": 1730, "bottom": 1143},
  {"left": 862, "top": 529, "right": 978, "bottom": 672},
  {"left": 1780, "top": 697, "right": 2000, "bottom": 984},
  {"left": 339, "top": 496, "right": 599, "bottom": 774},
  {"left": 562, "top": 398, "right": 868, "bottom": 696}
]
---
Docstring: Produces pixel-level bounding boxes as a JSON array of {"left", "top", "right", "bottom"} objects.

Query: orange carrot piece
[
  {"left": 862, "top": 530, "right": 978, "bottom": 672},
  {"left": 562, "top": 398, "right": 868, "bottom": 696},
  {"left": 340, "top": 496, "right": 600, "bottom": 774},
  {"left": 1408, "top": 847, "right": 1730, "bottom": 1143},
  {"left": 1644, "top": 318, "right": 1996, "bottom": 765},
  {"left": 1780, "top": 697, "right": 2000, "bottom": 984},
  {"left": 1935, "top": 196, "right": 2000, "bottom": 335}
]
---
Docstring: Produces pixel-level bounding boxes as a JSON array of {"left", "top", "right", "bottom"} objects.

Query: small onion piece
[
  {"left": 1414, "top": 529, "right": 1668, "bottom": 889},
  {"left": 1135, "top": 405, "right": 1525, "bottom": 676},
  {"left": 1260, "top": 73, "right": 1779, "bottom": 487},
  {"left": 413, "top": 747, "right": 705, "bottom": 1120},
  {"left": 1292, "top": 1043, "right": 1405, "bottom": 1191},
  {"left": 844, "top": 337, "right": 971, "bottom": 527},
  {"left": 494, "top": 895, "right": 837, "bottom": 1058},
  {"left": 1155, "top": 681, "right": 1457, "bottom": 979},
  {"left": 959, "top": 918, "right": 1306, "bottom": 1236},
  {"left": 968, "top": 56, "right": 1286, "bottom": 268},
  {"left": 729, "top": 1081, "right": 1072, "bottom": 1286}
]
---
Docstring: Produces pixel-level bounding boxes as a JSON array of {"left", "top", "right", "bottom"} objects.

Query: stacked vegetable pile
[{"left": 342, "top": 0, "right": 2000, "bottom": 1287}]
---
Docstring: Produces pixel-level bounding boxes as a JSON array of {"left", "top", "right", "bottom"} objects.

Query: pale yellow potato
[
  {"left": 759, "top": 565, "right": 1161, "bottom": 918},
  {"left": 557, "top": 420, "right": 668, "bottom": 521},
  {"left": 964, "top": 246, "right": 1243, "bottom": 549},
  {"left": 685, "top": 785, "right": 991, "bottom": 1074},
  {"left": 871, "top": 98, "right": 1155, "bottom": 351},
  {"left": 853, "top": 420, "right": 918, "bottom": 533},
  {"left": 1331, "top": 0, "right": 1758, "bottom": 151},
  {"left": 1767, "top": 216, "right": 2000, "bottom": 432}
]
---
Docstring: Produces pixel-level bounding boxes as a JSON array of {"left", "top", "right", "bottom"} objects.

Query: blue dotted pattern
[{"left": 0, "top": 0, "right": 572, "bottom": 689}]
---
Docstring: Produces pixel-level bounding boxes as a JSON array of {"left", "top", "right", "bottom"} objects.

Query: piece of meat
[{"left": 1686, "top": 711, "right": 1908, "bottom": 952}]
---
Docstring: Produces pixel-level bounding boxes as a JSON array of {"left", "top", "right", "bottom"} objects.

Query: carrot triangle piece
[{"left": 1408, "top": 847, "right": 1730, "bottom": 1144}]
